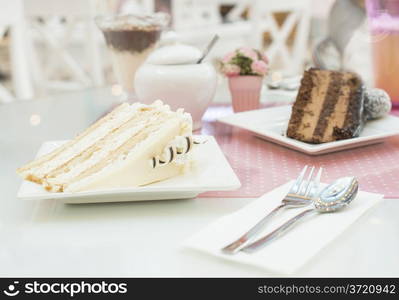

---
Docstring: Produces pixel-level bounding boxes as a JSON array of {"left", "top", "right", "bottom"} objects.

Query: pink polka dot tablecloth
[{"left": 199, "top": 105, "right": 399, "bottom": 199}]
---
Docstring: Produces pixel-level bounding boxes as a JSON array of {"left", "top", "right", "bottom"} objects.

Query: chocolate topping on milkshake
[
  {"left": 103, "top": 29, "right": 161, "bottom": 52},
  {"left": 97, "top": 14, "right": 167, "bottom": 52}
]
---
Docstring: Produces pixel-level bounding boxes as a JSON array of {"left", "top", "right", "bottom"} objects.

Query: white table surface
[{"left": 1, "top": 86, "right": 399, "bottom": 277}]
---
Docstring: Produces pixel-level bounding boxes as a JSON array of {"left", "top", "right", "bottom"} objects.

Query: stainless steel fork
[{"left": 221, "top": 165, "right": 322, "bottom": 254}]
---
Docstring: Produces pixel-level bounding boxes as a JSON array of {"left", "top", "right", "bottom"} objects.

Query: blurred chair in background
[
  {"left": 24, "top": 0, "right": 104, "bottom": 96},
  {"left": 0, "top": 0, "right": 313, "bottom": 102},
  {"left": 250, "top": 0, "right": 311, "bottom": 76},
  {"left": 171, "top": 0, "right": 252, "bottom": 59},
  {"left": 0, "top": 0, "right": 33, "bottom": 103},
  {"left": 134, "top": 0, "right": 311, "bottom": 76}
]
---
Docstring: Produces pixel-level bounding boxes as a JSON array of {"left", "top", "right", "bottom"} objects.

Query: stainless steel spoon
[
  {"left": 222, "top": 166, "right": 322, "bottom": 254},
  {"left": 197, "top": 34, "right": 219, "bottom": 64},
  {"left": 241, "top": 177, "right": 359, "bottom": 253}
]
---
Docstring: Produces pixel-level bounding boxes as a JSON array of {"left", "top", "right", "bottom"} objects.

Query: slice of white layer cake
[{"left": 17, "top": 100, "right": 193, "bottom": 192}]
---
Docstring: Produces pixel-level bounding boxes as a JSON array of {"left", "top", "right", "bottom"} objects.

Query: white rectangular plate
[
  {"left": 17, "top": 135, "right": 240, "bottom": 203},
  {"left": 218, "top": 105, "right": 399, "bottom": 155}
]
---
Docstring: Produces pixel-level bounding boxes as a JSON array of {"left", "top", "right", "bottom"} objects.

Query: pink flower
[
  {"left": 223, "top": 63, "right": 241, "bottom": 76},
  {"left": 251, "top": 60, "right": 268, "bottom": 76},
  {"left": 222, "top": 51, "right": 235, "bottom": 63},
  {"left": 261, "top": 52, "right": 269, "bottom": 64},
  {"left": 238, "top": 47, "right": 258, "bottom": 61}
]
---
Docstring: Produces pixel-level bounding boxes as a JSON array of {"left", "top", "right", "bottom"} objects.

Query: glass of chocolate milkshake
[{"left": 96, "top": 13, "right": 169, "bottom": 100}]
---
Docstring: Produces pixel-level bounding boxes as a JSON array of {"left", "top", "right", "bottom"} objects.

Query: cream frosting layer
[
  {"left": 45, "top": 114, "right": 161, "bottom": 188},
  {"left": 30, "top": 103, "right": 143, "bottom": 179},
  {"left": 18, "top": 100, "right": 193, "bottom": 192},
  {"left": 65, "top": 116, "right": 191, "bottom": 192}
]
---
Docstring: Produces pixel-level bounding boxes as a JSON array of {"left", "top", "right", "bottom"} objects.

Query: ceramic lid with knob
[{"left": 146, "top": 43, "right": 202, "bottom": 65}]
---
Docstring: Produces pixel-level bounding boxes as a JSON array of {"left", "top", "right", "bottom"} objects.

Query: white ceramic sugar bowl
[{"left": 134, "top": 42, "right": 217, "bottom": 130}]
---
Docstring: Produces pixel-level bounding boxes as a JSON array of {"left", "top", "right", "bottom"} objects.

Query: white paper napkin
[{"left": 182, "top": 181, "right": 383, "bottom": 275}]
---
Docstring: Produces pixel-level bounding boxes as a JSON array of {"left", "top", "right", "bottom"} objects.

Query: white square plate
[
  {"left": 218, "top": 105, "right": 399, "bottom": 155},
  {"left": 17, "top": 135, "right": 240, "bottom": 203}
]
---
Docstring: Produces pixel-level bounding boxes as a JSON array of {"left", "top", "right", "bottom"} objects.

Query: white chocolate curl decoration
[{"left": 151, "top": 136, "right": 199, "bottom": 168}]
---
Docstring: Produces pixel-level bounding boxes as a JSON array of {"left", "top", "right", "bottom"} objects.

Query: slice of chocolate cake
[{"left": 287, "top": 68, "right": 365, "bottom": 144}]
